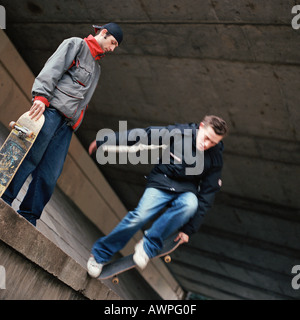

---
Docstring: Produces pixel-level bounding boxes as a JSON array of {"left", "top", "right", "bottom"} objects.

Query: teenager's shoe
[
  {"left": 87, "top": 256, "right": 103, "bottom": 278},
  {"left": 133, "top": 240, "right": 150, "bottom": 269}
]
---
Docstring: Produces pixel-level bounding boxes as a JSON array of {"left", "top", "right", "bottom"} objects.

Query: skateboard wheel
[
  {"left": 9, "top": 121, "right": 16, "bottom": 129},
  {"left": 112, "top": 276, "right": 119, "bottom": 285},
  {"left": 164, "top": 255, "right": 171, "bottom": 263},
  {"left": 26, "top": 131, "right": 34, "bottom": 138}
]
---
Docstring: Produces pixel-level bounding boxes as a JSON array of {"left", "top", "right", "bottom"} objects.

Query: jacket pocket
[
  {"left": 73, "top": 60, "right": 92, "bottom": 87},
  {"left": 51, "top": 85, "right": 84, "bottom": 119}
]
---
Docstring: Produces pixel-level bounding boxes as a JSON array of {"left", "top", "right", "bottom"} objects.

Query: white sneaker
[
  {"left": 87, "top": 256, "right": 103, "bottom": 278},
  {"left": 133, "top": 240, "right": 150, "bottom": 270}
]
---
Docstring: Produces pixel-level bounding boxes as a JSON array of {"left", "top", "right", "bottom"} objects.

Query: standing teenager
[{"left": 1, "top": 23, "right": 123, "bottom": 226}]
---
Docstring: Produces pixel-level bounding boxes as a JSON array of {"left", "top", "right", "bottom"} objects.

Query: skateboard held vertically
[
  {"left": 0, "top": 111, "right": 45, "bottom": 197},
  {"left": 98, "top": 234, "right": 182, "bottom": 284}
]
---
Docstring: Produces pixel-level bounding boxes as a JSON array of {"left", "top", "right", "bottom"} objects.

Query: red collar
[{"left": 84, "top": 35, "right": 105, "bottom": 61}]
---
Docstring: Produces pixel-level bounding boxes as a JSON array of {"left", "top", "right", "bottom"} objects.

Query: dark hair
[
  {"left": 202, "top": 115, "right": 228, "bottom": 136},
  {"left": 96, "top": 28, "right": 112, "bottom": 38}
]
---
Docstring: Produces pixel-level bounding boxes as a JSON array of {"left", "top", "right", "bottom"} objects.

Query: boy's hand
[
  {"left": 89, "top": 139, "right": 97, "bottom": 155},
  {"left": 29, "top": 101, "right": 45, "bottom": 121},
  {"left": 174, "top": 232, "right": 189, "bottom": 244}
]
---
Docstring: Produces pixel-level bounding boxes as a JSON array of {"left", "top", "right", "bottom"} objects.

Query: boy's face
[
  {"left": 97, "top": 29, "right": 119, "bottom": 53},
  {"left": 196, "top": 122, "right": 223, "bottom": 151}
]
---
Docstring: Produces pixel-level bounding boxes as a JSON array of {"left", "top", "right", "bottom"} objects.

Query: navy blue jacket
[{"left": 96, "top": 122, "right": 224, "bottom": 236}]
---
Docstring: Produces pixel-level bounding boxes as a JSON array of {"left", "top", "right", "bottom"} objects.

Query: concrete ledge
[{"left": 0, "top": 199, "right": 120, "bottom": 300}]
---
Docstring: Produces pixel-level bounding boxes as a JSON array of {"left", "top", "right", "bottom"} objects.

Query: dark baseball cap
[{"left": 93, "top": 22, "right": 123, "bottom": 45}]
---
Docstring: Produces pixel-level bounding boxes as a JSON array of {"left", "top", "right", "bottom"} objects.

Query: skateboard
[
  {"left": 0, "top": 112, "right": 45, "bottom": 197},
  {"left": 99, "top": 234, "right": 182, "bottom": 284}
]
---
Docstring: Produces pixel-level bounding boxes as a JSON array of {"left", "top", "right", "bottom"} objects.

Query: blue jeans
[
  {"left": 92, "top": 187, "right": 198, "bottom": 263},
  {"left": 1, "top": 108, "right": 73, "bottom": 226}
]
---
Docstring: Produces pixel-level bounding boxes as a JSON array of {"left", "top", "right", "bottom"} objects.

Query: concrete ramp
[{"left": 0, "top": 199, "right": 120, "bottom": 300}]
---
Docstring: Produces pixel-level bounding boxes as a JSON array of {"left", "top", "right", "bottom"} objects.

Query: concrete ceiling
[{"left": 2, "top": 0, "right": 300, "bottom": 299}]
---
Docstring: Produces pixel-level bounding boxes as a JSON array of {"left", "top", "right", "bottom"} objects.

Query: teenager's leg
[
  {"left": 1, "top": 108, "right": 65, "bottom": 206},
  {"left": 18, "top": 120, "right": 72, "bottom": 225},
  {"left": 143, "top": 192, "right": 198, "bottom": 258},
  {"left": 91, "top": 188, "right": 174, "bottom": 263}
]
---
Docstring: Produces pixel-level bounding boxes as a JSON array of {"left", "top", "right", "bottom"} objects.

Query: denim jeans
[
  {"left": 1, "top": 108, "right": 73, "bottom": 226},
  {"left": 92, "top": 187, "right": 198, "bottom": 263}
]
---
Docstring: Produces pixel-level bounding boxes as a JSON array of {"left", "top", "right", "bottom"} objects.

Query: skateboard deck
[
  {"left": 99, "top": 234, "right": 181, "bottom": 283},
  {"left": 0, "top": 112, "right": 45, "bottom": 197}
]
